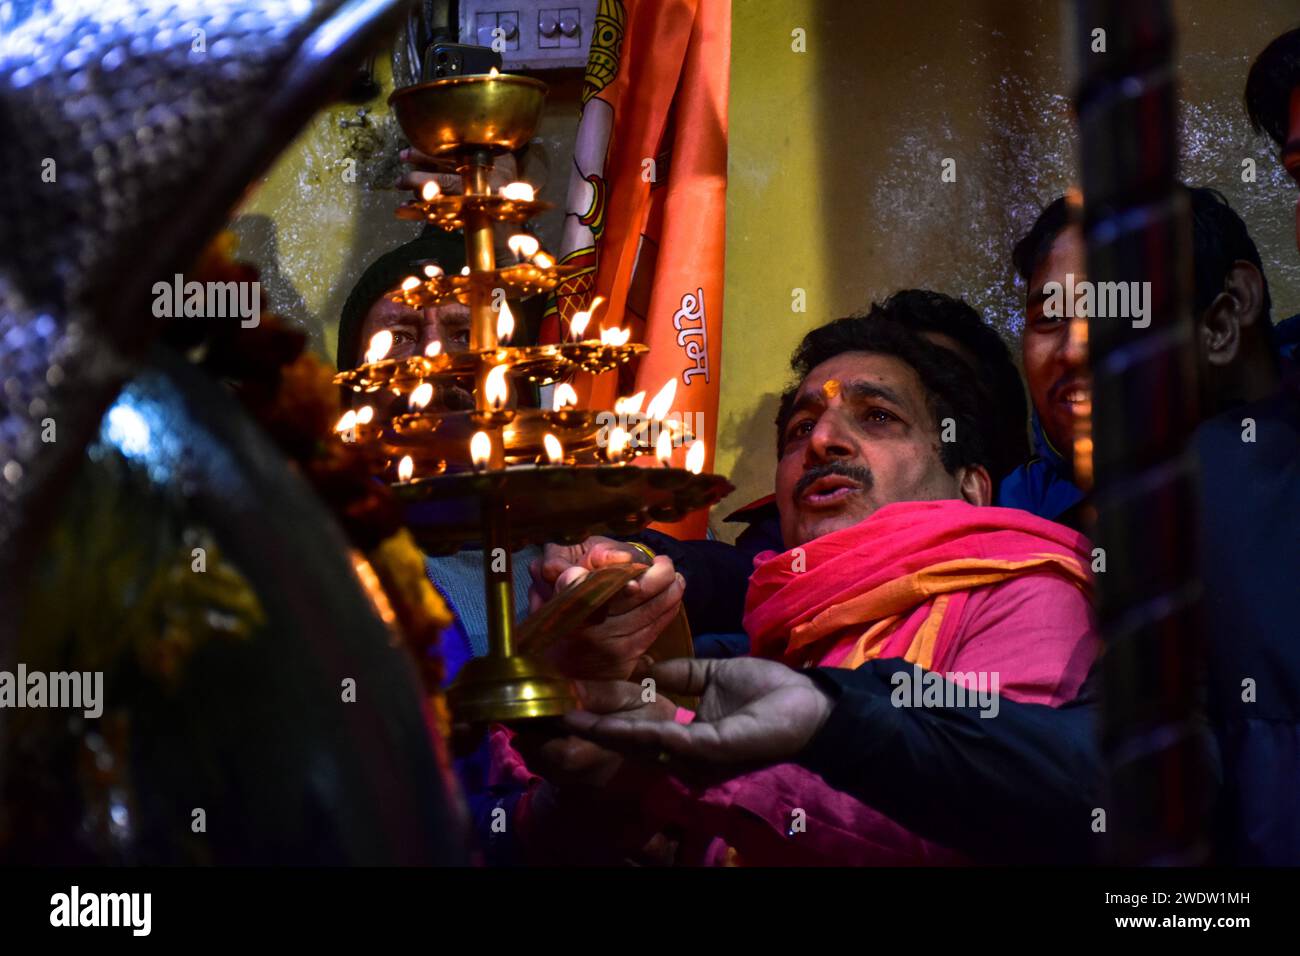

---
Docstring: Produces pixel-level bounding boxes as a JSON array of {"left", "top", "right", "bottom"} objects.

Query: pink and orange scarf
[{"left": 743, "top": 500, "right": 1094, "bottom": 671}]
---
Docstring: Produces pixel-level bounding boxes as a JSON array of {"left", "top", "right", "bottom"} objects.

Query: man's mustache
[{"left": 793, "top": 461, "right": 874, "bottom": 500}]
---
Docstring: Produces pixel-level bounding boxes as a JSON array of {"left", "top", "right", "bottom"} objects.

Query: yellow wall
[{"left": 716, "top": 0, "right": 832, "bottom": 533}]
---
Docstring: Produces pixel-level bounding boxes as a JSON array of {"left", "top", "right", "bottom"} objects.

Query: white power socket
[{"left": 462, "top": 0, "right": 599, "bottom": 70}]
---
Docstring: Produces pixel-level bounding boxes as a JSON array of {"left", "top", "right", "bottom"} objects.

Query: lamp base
[{"left": 446, "top": 654, "right": 579, "bottom": 724}]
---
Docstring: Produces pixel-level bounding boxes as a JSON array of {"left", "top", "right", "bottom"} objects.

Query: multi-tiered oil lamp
[{"left": 334, "top": 71, "right": 730, "bottom": 724}]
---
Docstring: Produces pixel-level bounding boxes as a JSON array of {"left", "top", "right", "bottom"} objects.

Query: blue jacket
[{"left": 996, "top": 413, "right": 1084, "bottom": 523}]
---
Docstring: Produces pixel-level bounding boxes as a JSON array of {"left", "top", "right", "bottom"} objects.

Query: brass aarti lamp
[{"left": 335, "top": 72, "right": 730, "bottom": 724}]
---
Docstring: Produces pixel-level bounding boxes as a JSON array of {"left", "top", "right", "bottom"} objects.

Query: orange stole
[{"left": 785, "top": 553, "right": 1092, "bottom": 670}]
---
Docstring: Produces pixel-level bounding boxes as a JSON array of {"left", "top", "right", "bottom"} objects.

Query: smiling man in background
[{"left": 999, "top": 185, "right": 1281, "bottom": 527}]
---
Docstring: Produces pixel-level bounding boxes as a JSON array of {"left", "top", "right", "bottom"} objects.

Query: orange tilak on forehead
[{"left": 822, "top": 378, "right": 842, "bottom": 400}]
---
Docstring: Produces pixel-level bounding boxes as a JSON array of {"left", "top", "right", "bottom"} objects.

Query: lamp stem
[{"left": 481, "top": 488, "right": 514, "bottom": 658}]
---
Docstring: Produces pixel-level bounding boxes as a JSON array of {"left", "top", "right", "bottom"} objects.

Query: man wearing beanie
[
  {"left": 336, "top": 229, "right": 536, "bottom": 680},
  {"left": 336, "top": 229, "right": 473, "bottom": 421}
]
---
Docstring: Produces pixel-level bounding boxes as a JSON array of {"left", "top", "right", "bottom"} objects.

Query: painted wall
[{"left": 233, "top": 3, "right": 1300, "bottom": 540}]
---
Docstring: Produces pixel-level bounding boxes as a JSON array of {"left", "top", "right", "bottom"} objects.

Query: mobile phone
[{"left": 422, "top": 42, "right": 503, "bottom": 81}]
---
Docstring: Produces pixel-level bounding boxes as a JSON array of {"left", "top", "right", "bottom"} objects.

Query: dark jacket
[
  {"left": 1193, "top": 374, "right": 1300, "bottom": 864},
  {"left": 800, "top": 659, "right": 1103, "bottom": 863}
]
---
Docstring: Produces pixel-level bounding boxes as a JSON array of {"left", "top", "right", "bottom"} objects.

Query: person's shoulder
[
  {"left": 996, "top": 459, "right": 1084, "bottom": 521},
  {"left": 955, "top": 573, "right": 1098, "bottom": 704},
  {"left": 964, "top": 570, "right": 1093, "bottom": 633},
  {"left": 1197, "top": 380, "right": 1300, "bottom": 443}
]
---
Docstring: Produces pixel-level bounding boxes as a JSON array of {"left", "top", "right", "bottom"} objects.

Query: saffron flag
[{"left": 542, "top": 0, "right": 730, "bottom": 539}]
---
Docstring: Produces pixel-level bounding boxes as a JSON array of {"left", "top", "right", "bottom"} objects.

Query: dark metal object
[
  {"left": 386, "top": 406, "right": 690, "bottom": 466},
  {"left": 397, "top": 465, "right": 733, "bottom": 554},
  {"left": 12, "top": 353, "right": 466, "bottom": 863},
  {"left": 397, "top": 0, "right": 459, "bottom": 88},
  {"left": 388, "top": 73, "right": 548, "bottom": 156},
  {"left": 398, "top": 261, "right": 585, "bottom": 306},
  {"left": 344, "top": 54, "right": 383, "bottom": 103},
  {"left": 446, "top": 483, "right": 580, "bottom": 723},
  {"left": 422, "top": 41, "right": 503, "bottom": 81},
  {"left": 395, "top": 193, "right": 553, "bottom": 228},
  {"left": 1071, "top": 0, "right": 1213, "bottom": 864},
  {"left": 335, "top": 340, "right": 647, "bottom": 391},
  {"left": 0, "top": 0, "right": 467, "bottom": 863}
]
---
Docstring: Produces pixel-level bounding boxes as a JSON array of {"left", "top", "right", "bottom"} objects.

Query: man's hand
[
  {"left": 510, "top": 682, "right": 681, "bottom": 864},
  {"left": 565, "top": 657, "right": 835, "bottom": 768},
  {"left": 530, "top": 536, "right": 643, "bottom": 600},
  {"left": 398, "top": 146, "right": 520, "bottom": 198},
  {"left": 512, "top": 679, "right": 677, "bottom": 792},
  {"left": 529, "top": 537, "right": 685, "bottom": 680}
]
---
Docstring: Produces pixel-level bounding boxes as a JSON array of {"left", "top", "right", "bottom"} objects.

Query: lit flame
[
  {"left": 485, "top": 364, "right": 510, "bottom": 410},
  {"left": 646, "top": 378, "right": 677, "bottom": 421},
  {"left": 460, "top": 266, "right": 471, "bottom": 276},
  {"left": 533, "top": 251, "right": 556, "bottom": 269},
  {"left": 614, "top": 391, "right": 645, "bottom": 415},
  {"left": 334, "top": 410, "right": 357, "bottom": 433},
  {"left": 496, "top": 300, "right": 515, "bottom": 342},
  {"left": 351, "top": 554, "right": 396, "bottom": 627},
  {"left": 420, "top": 180, "right": 441, "bottom": 201},
  {"left": 606, "top": 426, "right": 628, "bottom": 461},
  {"left": 471, "top": 431, "right": 492, "bottom": 468},
  {"left": 685, "top": 440, "right": 706, "bottom": 475},
  {"left": 543, "top": 433, "right": 563, "bottom": 465},
  {"left": 423, "top": 263, "right": 444, "bottom": 278},
  {"left": 409, "top": 382, "right": 434, "bottom": 409},
  {"left": 355, "top": 405, "right": 374, "bottom": 425},
  {"left": 552, "top": 382, "right": 578, "bottom": 411},
  {"left": 364, "top": 330, "right": 393, "bottom": 364},
  {"left": 400, "top": 275, "right": 421, "bottom": 293},
  {"left": 397, "top": 455, "right": 414, "bottom": 482},
  {"left": 489, "top": 66, "right": 500, "bottom": 77},
  {"left": 425, "top": 340, "right": 442, "bottom": 357},
  {"left": 508, "top": 233, "right": 540, "bottom": 261},
  {"left": 656, "top": 429, "right": 673, "bottom": 465},
  {"left": 600, "top": 326, "right": 631, "bottom": 346},
  {"left": 589, "top": 295, "right": 606, "bottom": 319},
  {"left": 569, "top": 310, "right": 591, "bottom": 339},
  {"left": 500, "top": 181, "right": 535, "bottom": 202}
]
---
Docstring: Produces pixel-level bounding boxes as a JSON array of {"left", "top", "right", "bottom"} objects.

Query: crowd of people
[{"left": 342, "top": 27, "right": 1300, "bottom": 865}]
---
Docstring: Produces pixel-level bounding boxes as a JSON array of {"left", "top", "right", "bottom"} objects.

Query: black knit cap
[{"left": 336, "top": 228, "right": 467, "bottom": 370}]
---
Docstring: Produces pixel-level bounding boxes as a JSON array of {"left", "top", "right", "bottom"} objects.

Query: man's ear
[
  {"left": 957, "top": 465, "right": 993, "bottom": 507},
  {"left": 1200, "top": 260, "right": 1265, "bottom": 368}
]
